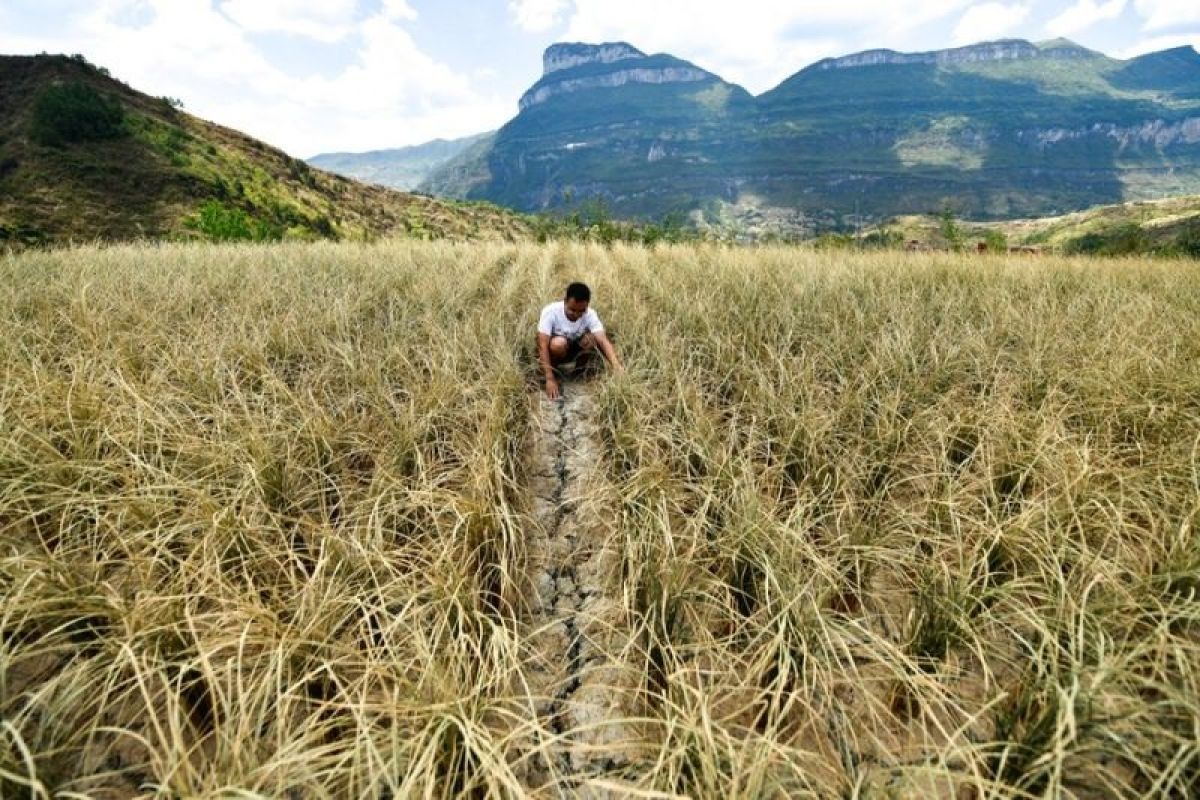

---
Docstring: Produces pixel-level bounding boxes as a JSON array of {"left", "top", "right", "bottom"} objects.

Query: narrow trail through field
[{"left": 520, "top": 380, "right": 637, "bottom": 797}]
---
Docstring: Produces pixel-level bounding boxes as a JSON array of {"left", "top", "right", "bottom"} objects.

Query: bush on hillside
[
  {"left": 859, "top": 229, "right": 904, "bottom": 249},
  {"left": 189, "top": 200, "right": 280, "bottom": 242},
  {"left": 938, "top": 204, "right": 965, "bottom": 252},
  {"left": 984, "top": 229, "right": 1009, "bottom": 253},
  {"left": 813, "top": 232, "right": 856, "bottom": 250},
  {"left": 1171, "top": 221, "right": 1200, "bottom": 258},
  {"left": 1065, "top": 223, "right": 1150, "bottom": 256},
  {"left": 30, "top": 82, "right": 125, "bottom": 147}
]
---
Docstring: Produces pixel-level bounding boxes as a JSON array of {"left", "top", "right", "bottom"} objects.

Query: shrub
[
  {"left": 1171, "top": 221, "right": 1200, "bottom": 258},
  {"left": 1065, "top": 223, "right": 1150, "bottom": 256},
  {"left": 813, "top": 232, "right": 855, "bottom": 250},
  {"left": 859, "top": 229, "right": 904, "bottom": 249},
  {"left": 938, "top": 203, "right": 965, "bottom": 252},
  {"left": 30, "top": 82, "right": 125, "bottom": 147},
  {"left": 984, "top": 229, "right": 1009, "bottom": 253},
  {"left": 1065, "top": 232, "right": 1106, "bottom": 255},
  {"left": 311, "top": 215, "right": 336, "bottom": 239},
  {"left": 189, "top": 200, "right": 280, "bottom": 242}
]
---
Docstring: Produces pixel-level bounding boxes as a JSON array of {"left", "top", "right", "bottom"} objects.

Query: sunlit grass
[{"left": 1, "top": 239, "right": 1197, "bottom": 797}]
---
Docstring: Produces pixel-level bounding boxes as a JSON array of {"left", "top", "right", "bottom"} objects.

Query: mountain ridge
[
  {"left": 806, "top": 38, "right": 1104, "bottom": 73},
  {"left": 419, "top": 36, "right": 1200, "bottom": 228}
]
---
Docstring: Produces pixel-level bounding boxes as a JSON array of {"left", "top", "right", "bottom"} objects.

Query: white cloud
[
  {"left": 509, "top": 0, "right": 572, "bottom": 32},
  {"left": 952, "top": 2, "right": 1032, "bottom": 45},
  {"left": 0, "top": 0, "right": 509, "bottom": 155},
  {"left": 1045, "top": 0, "right": 1127, "bottom": 36},
  {"left": 1115, "top": 31, "right": 1200, "bottom": 58},
  {"left": 218, "top": 0, "right": 358, "bottom": 42},
  {"left": 380, "top": 0, "right": 418, "bottom": 22},
  {"left": 1132, "top": 0, "right": 1200, "bottom": 32}
]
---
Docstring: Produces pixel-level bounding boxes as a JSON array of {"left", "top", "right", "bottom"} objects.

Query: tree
[
  {"left": 30, "top": 82, "right": 125, "bottom": 147},
  {"left": 938, "top": 204, "right": 964, "bottom": 252}
]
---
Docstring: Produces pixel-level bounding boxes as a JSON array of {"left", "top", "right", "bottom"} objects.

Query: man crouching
[{"left": 537, "top": 282, "right": 624, "bottom": 400}]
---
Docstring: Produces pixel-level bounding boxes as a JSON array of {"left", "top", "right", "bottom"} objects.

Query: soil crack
[{"left": 520, "top": 381, "right": 636, "bottom": 797}]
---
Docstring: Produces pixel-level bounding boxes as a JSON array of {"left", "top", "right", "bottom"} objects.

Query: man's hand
[
  {"left": 594, "top": 332, "right": 624, "bottom": 375},
  {"left": 545, "top": 376, "right": 561, "bottom": 400}
]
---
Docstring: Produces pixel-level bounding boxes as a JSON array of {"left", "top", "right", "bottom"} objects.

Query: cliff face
[
  {"left": 518, "top": 44, "right": 724, "bottom": 111},
  {"left": 519, "top": 66, "right": 713, "bottom": 111},
  {"left": 542, "top": 42, "right": 644, "bottom": 75},
  {"left": 421, "top": 38, "right": 1200, "bottom": 227},
  {"left": 1020, "top": 117, "right": 1200, "bottom": 148},
  {"left": 814, "top": 39, "right": 1097, "bottom": 70}
]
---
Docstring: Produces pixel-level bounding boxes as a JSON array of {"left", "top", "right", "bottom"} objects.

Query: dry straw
[{"left": 1, "top": 239, "right": 1197, "bottom": 797}]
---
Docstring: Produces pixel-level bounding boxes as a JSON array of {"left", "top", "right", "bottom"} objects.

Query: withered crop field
[{"left": 1, "top": 240, "right": 1197, "bottom": 798}]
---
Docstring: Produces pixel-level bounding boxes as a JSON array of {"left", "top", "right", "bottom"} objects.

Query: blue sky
[{"left": 2, "top": 1, "right": 1198, "bottom": 157}]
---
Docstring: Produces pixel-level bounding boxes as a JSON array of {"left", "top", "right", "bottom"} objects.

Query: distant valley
[{"left": 307, "top": 132, "right": 492, "bottom": 191}]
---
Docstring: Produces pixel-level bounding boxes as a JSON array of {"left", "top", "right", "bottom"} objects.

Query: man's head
[{"left": 564, "top": 282, "right": 591, "bottom": 321}]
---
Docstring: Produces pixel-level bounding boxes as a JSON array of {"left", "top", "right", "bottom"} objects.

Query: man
[{"left": 537, "top": 282, "right": 624, "bottom": 400}]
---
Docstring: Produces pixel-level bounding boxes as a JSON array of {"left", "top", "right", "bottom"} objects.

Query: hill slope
[
  {"left": 307, "top": 132, "right": 492, "bottom": 191},
  {"left": 877, "top": 194, "right": 1200, "bottom": 256},
  {"left": 995, "top": 194, "right": 1200, "bottom": 254},
  {"left": 0, "top": 54, "right": 527, "bottom": 246},
  {"left": 422, "top": 39, "right": 1200, "bottom": 228}
]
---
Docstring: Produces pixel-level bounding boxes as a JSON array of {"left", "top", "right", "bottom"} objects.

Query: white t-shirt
[{"left": 537, "top": 301, "right": 604, "bottom": 341}]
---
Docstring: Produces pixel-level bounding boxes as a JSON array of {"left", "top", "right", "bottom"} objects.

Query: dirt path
[{"left": 520, "top": 381, "right": 637, "bottom": 797}]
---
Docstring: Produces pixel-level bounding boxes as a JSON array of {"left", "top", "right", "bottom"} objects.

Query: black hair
[{"left": 565, "top": 282, "right": 591, "bottom": 302}]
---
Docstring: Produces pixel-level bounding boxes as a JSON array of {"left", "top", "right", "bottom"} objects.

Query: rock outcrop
[
  {"left": 814, "top": 38, "right": 1098, "bottom": 71},
  {"left": 1019, "top": 117, "right": 1200, "bottom": 149},
  {"left": 519, "top": 65, "right": 713, "bottom": 111},
  {"left": 542, "top": 42, "right": 645, "bottom": 76}
]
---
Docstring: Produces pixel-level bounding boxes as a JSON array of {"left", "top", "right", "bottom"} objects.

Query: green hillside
[
  {"left": 877, "top": 194, "right": 1200, "bottom": 256},
  {"left": 0, "top": 54, "right": 528, "bottom": 247},
  {"left": 999, "top": 194, "right": 1200, "bottom": 254},
  {"left": 423, "top": 39, "right": 1200, "bottom": 228}
]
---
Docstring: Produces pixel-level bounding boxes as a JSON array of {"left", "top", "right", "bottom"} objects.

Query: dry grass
[{"left": 1, "top": 239, "right": 1197, "bottom": 798}]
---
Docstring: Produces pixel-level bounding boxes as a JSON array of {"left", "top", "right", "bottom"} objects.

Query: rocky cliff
[
  {"left": 814, "top": 38, "right": 1098, "bottom": 70},
  {"left": 519, "top": 66, "right": 713, "bottom": 110},
  {"left": 518, "top": 45, "right": 725, "bottom": 111},
  {"left": 542, "top": 42, "right": 644, "bottom": 75}
]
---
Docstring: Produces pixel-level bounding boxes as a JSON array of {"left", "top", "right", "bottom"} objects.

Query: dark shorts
[
  {"left": 564, "top": 336, "right": 586, "bottom": 359},
  {"left": 552, "top": 331, "right": 596, "bottom": 363}
]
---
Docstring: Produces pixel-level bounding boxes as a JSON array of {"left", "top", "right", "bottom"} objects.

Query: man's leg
[
  {"left": 548, "top": 336, "right": 570, "bottom": 365},
  {"left": 572, "top": 333, "right": 600, "bottom": 375}
]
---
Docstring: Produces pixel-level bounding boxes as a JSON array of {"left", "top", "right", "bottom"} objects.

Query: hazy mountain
[
  {"left": 307, "top": 132, "right": 493, "bottom": 191},
  {"left": 0, "top": 54, "right": 526, "bottom": 247},
  {"left": 421, "top": 39, "right": 1200, "bottom": 229}
]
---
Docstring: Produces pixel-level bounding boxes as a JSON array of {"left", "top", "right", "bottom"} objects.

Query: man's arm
[
  {"left": 591, "top": 331, "right": 624, "bottom": 374},
  {"left": 537, "top": 332, "right": 560, "bottom": 399}
]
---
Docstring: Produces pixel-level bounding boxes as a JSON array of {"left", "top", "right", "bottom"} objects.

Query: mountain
[
  {"left": 307, "top": 132, "right": 492, "bottom": 191},
  {"left": 421, "top": 42, "right": 756, "bottom": 215},
  {"left": 0, "top": 54, "right": 527, "bottom": 247},
  {"left": 421, "top": 39, "right": 1200, "bottom": 228}
]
